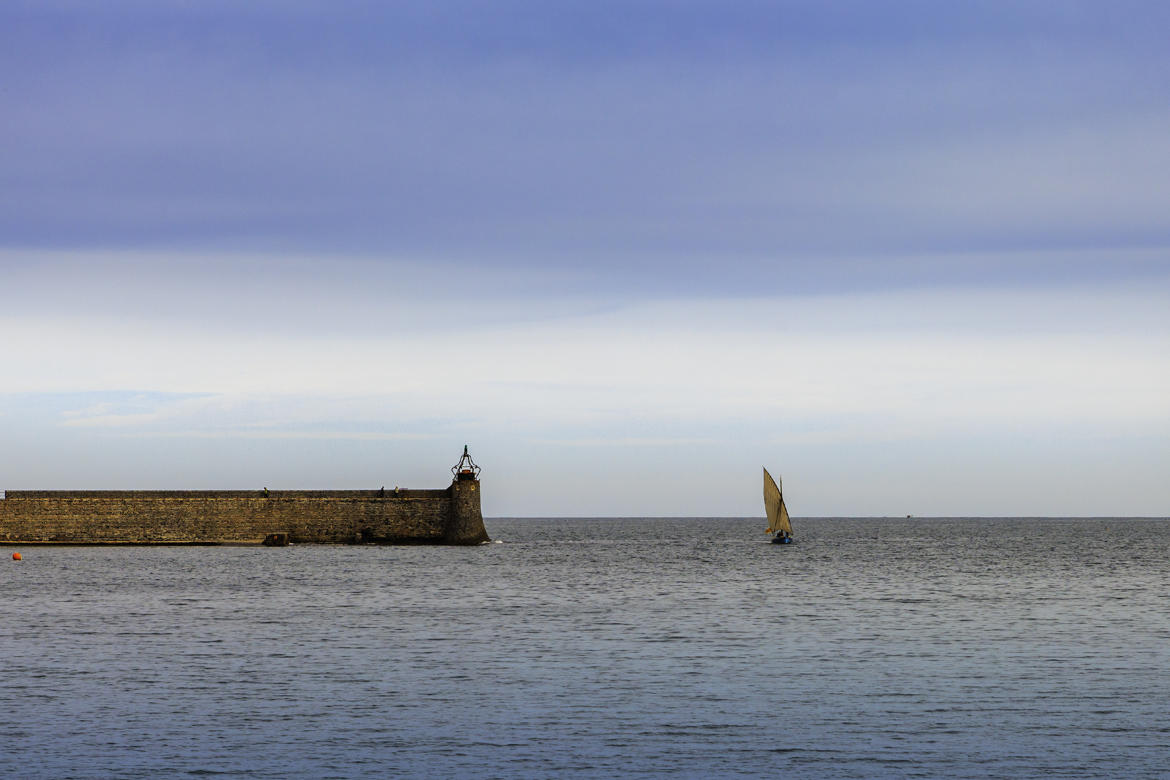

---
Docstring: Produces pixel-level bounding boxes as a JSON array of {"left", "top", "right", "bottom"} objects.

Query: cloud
[
  {"left": 4, "top": 263, "right": 1166, "bottom": 439},
  {"left": 2, "top": 280, "right": 1166, "bottom": 513},
  {"left": 3, "top": 2, "right": 1169, "bottom": 288},
  {"left": 3, "top": 3, "right": 1169, "bottom": 513},
  {"left": 120, "top": 430, "right": 436, "bottom": 441},
  {"left": 529, "top": 437, "right": 717, "bottom": 448}
]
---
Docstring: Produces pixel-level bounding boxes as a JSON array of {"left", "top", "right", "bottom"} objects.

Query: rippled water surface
[{"left": 4, "top": 518, "right": 1169, "bottom": 778}]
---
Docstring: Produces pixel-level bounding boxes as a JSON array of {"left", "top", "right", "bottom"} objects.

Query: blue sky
[{"left": 2, "top": 1, "right": 1168, "bottom": 515}]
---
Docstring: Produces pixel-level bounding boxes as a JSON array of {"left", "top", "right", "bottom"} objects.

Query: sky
[{"left": 1, "top": 0, "right": 1168, "bottom": 516}]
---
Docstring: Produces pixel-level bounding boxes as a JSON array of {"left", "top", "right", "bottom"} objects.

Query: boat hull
[{"left": 771, "top": 536, "right": 794, "bottom": 545}]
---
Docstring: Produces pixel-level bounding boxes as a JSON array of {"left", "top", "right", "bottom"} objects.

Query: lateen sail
[{"left": 763, "top": 467, "right": 793, "bottom": 535}]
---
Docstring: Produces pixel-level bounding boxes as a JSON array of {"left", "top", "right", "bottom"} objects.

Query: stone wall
[{"left": 0, "top": 483, "right": 488, "bottom": 545}]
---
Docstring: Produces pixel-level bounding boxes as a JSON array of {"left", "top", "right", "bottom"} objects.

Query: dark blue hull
[{"left": 771, "top": 535, "right": 793, "bottom": 544}]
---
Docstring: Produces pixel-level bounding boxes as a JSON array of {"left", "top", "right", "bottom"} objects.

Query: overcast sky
[{"left": 2, "top": 1, "right": 1168, "bottom": 516}]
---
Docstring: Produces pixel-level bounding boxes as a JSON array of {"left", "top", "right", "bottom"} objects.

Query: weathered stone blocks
[{"left": 0, "top": 483, "right": 489, "bottom": 545}]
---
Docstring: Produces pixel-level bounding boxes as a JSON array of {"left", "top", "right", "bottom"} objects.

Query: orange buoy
[{"left": 11, "top": 552, "right": 21, "bottom": 561}]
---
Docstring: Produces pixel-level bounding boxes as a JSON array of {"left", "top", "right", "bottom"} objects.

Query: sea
[{"left": 3, "top": 517, "right": 1168, "bottom": 779}]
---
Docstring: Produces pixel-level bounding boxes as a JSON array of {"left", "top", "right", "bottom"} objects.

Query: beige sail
[{"left": 763, "top": 467, "right": 793, "bottom": 535}]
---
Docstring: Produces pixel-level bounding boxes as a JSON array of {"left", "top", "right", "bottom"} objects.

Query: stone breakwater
[{"left": 0, "top": 480, "right": 488, "bottom": 545}]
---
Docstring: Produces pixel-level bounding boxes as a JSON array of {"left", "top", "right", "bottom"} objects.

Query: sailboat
[{"left": 763, "top": 467, "right": 794, "bottom": 544}]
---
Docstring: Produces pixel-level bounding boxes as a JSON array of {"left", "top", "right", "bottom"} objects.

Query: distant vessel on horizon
[{"left": 763, "top": 467, "right": 793, "bottom": 544}]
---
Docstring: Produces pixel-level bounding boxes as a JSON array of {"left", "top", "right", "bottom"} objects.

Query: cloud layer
[
  {"left": 3, "top": 251, "right": 1166, "bottom": 514},
  {"left": 2, "top": 2, "right": 1169, "bottom": 514}
]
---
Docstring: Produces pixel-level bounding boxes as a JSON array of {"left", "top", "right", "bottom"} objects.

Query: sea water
[{"left": 3, "top": 517, "right": 1168, "bottom": 778}]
